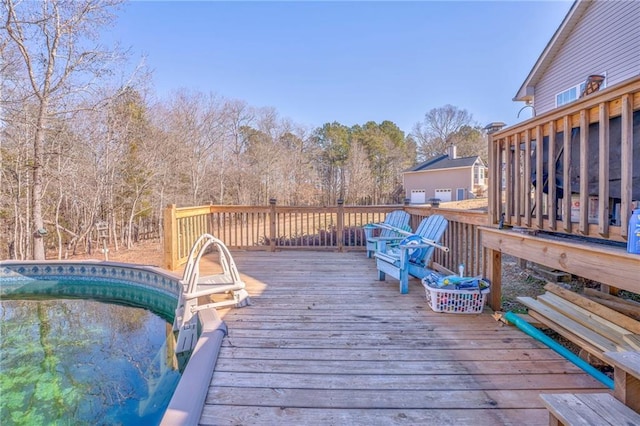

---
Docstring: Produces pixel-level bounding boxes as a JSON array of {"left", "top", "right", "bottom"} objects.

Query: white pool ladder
[{"left": 173, "top": 233, "right": 250, "bottom": 353}]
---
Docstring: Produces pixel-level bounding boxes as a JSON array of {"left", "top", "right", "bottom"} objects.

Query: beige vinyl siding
[{"left": 534, "top": 0, "right": 640, "bottom": 114}]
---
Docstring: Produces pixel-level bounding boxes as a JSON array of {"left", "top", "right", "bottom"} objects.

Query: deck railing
[
  {"left": 488, "top": 76, "right": 640, "bottom": 242},
  {"left": 163, "top": 202, "right": 489, "bottom": 276},
  {"left": 163, "top": 202, "right": 400, "bottom": 270}
]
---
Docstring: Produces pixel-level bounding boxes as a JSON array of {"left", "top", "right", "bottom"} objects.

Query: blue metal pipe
[{"left": 503, "top": 311, "right": 614, "bottom": 389}]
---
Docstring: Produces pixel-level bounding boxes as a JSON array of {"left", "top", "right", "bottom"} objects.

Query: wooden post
[
  {"left": 269, "top": 198, "right": 277, "bottom": 252},
  {"left": 579, "top": 109, "right": 589, "bottom": 234},
  {"left": 613, "top": 367, "right": 640, "bottom": 413},
  {"left": 487, "top": 133, "right": 496, "bottom": 225},
  {"left": 548, "top": 120, "right": 557, "bottom": 230},
  {"left": 207, "top": 203, "right": 214, "bottom": 236},
  {"left": 484, "top": 122, "right": 506, "bottom": 226},
  {"left": 337, "top": 199, "right": 344, "bottom": 252},
  {"left": 504, "top": 135, "right": 512, "bottom": 225},
  {"left": 535, "top": 125, "right": 543, "bottom": 229},
  {"left": 485, "top": 246, "right": 502, "bottom": 311},
  {"left": 518, "top": 258, "right": 527, "bottom": 269},
  {"left": 562, "top": 116, "right": 572, "bottom": 233},
  {"left": 163, "top": 204, "right": 178, "bottom": 271},
  {"left": 598, "top": 102, "right": 610, "bottom": 237},
  {"left": 620, "top": 94, "right": 633, "bottom": 238},
  {"left": 602, "top": 351, "right": 640, "bottom": 414},
  {"left": 514, "top": 132, "right": 521, "bottom": 227},
  {"left": 523, "top": 130, "right": 532, "bottom": 228}
]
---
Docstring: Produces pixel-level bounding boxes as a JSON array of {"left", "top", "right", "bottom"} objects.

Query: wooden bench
[
  {"left": 602, "top": 350, "right": 640, "bottom": 413},
  {"left": 540, "top": 350, "right": 640, "bottom": 425},
  {"left": 539, "top": 393, "right": 639, "bottom": 425}
]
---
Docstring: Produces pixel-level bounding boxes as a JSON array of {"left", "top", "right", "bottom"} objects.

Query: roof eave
[
  {"left": 403, "top": 164, "right": 480, "bottom": 174},
  {"left": 513, "top": 87, "right": 535, "bottom": 103},
  {"left": 513, "top": 0, "right": 588, "bottom": 102}
]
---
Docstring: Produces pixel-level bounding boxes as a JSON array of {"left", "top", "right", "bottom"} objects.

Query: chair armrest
[
  {"left": 398, "top": 243, "right": 433, "bottom": 250},
  {"left": 397, "top": 242, "right": 434, "bottom": 266},
  {"left": 378, "top": 239, "right": 401, "bottom": 254},
  {"left": 363, "top": 223, "right": 384, "bottom": 239},
  {"left": 373, "top": 236, "right": 406, "bottom": 241}
]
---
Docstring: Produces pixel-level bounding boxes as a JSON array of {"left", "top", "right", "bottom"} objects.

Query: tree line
[{"left": 0, "top": 0, "right": 486, "bottom": 260}]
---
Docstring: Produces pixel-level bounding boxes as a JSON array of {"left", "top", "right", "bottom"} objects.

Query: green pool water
[{"left": 0, "top": 292, "right": 182, "bottom": 425}]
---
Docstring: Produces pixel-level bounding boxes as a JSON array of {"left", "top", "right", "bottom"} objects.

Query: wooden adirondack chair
[
  {"left": 374, "top": 214, "right": 448, "bottom": 294},
  {"left": 363, "top": 210, "right": 411, "bottom": 258}
]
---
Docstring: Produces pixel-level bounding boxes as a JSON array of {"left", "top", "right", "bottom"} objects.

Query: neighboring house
[
  {"left": 513, "top": 0, "right": 640, "bottom": 115},
  {"left": 402, "top": 147, "right": 487, "bottom": 204}
]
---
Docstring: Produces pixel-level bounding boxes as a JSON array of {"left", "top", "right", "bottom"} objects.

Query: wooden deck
[{"left": 197, "top": 251, "right": 607, "bottom": 425}]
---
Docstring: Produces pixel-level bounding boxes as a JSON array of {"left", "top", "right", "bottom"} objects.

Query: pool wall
[
  {"left": 0, "top": 260, "right": 182, "bottom": 297},
  {"left": 0, "top": 260, "right": 226, "bottom": 426}
]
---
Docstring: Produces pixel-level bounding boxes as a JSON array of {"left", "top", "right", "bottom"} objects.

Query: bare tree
[
  {"left": 344, "top": 141, "right": 374, "bottom": 204},
  {"left": 222, "top": 100, "right": 255, "bottom": 204},
  {"left": 412, "top": 104, "right": 480, "bottom": 161},
  {"left": 277, "top": 124, "right": 321, "bottom": 206},
  {"left": 3, "top": 0, "right": 124, "bottom": 259},
  {"left": 160, "top": 90, "right": 226, "bottom": 205}
]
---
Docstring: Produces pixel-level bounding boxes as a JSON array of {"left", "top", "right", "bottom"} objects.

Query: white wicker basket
[{"left": 422, "top": 278, "right": 490, "bottom": 314}]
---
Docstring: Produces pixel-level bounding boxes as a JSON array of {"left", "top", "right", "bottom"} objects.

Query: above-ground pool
[{"left": 0, "top": 261, "right": 185, "bottom": 425}]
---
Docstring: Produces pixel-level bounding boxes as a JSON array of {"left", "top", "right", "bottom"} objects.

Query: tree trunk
[
  {"left": 32, "top": 103, "right": 48, "bottom": 260},
  {"left": 55, "top": 192, "right": 63, "bottom": 260}
]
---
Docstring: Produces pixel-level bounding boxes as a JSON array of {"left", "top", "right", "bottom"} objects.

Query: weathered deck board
[
  {"left": 207, "top": 371, "right": 601, "bottom": 391},
  {"left": 212, "top": 359, "right": 586, "bottom": 375},
  {"left": 201, "top": 407, "right": 550, "bottom": 426},
  {"left": 198, "top": 251, "right": 607, "bottom": 425}
]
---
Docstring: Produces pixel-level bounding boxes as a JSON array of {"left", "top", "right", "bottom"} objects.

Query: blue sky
[{"left": 110, "top": 1, "right": 574, "bottom": 134}]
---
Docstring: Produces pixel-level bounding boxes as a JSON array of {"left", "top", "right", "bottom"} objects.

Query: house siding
[
  {"left": 534, "top": 0, "right": 640, "bottom": 114},
  {"left": 403, "top": 168, "right": 473, "bottom": 202}
]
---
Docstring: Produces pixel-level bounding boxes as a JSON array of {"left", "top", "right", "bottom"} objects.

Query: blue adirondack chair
[
  {"left": 363, "top": 210, "right": 411, "bottom": 258},
  {"left": 374, "top": 214, "right": 448, "bottom": 294}
]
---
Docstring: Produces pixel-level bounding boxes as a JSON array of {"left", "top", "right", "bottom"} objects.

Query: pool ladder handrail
[{"left": 173, "top": 233, "right": 249, "bottom": 352}]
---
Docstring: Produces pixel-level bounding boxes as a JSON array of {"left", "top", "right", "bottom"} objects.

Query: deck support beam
[{"left": 480, "top": 227, "right": 640, "bottom": 310}]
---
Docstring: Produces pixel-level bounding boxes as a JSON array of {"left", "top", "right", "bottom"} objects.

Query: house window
[
  {"left": 556, "top": 74, "right": 606, "bottom": 107},
  {"left": 473, "top": 165, "right": 485, "bottom": 185},
  {"left": 556, "top": 82, "right": 586, "bottom": 107}
]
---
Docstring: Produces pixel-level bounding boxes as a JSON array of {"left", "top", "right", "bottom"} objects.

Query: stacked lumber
[
  {"left": 582, "top": 288, "right": 640, "bottom": 321},
  {"left": 518, "top": 283, "right": 640, "bottom": 363}
]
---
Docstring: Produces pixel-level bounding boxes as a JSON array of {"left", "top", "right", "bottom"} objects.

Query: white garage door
[
  {"left": 410, "top": 190, "right": 426, "bottom": 204},
  {"left": 434, "top": 188, "right": 452, "bottom": 202}
]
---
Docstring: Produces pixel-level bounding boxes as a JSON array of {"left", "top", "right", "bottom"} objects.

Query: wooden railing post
[
  {"left": 485, "top": 245, "right": 502, "bottom": 311},
  {"left": 337, "top": 199, "right": 344, "bottom": 252},
  {"left": 269, "top": 198, "right": 277, "bottom": 252},
  {"left": 578, "top": 109, "right": 590, "bottom": 234},
  {"left": 621, "top": 94, "right": 633, "bottom": 238},
  {"left": 485, "top": 122, "right": 506, "bottom": 226},
  {"left": 488, "top": 132, "right": 497, "bottom": 225},
  {"left": 163, "top": 204, "right": 178, "bottom": 271}
]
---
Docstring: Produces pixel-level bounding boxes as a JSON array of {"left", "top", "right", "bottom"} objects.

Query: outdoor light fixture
[
  {"left": 581, "top": 74, "right": 605, "bottom": 97},
  {"left": 484, "top": 122, "right": 506, "bottom": 134}
]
